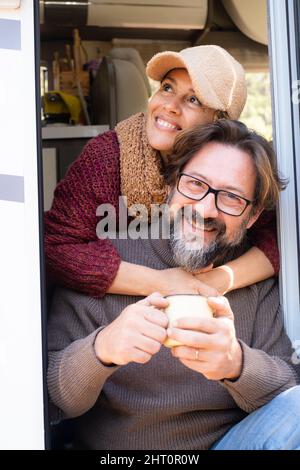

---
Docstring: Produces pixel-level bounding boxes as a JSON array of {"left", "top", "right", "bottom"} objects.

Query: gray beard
[{"left": 169, "top": 218, "right": 248, "bottom": 272}]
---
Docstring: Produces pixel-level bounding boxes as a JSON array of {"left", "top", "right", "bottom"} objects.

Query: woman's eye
[
  {"left": 161, "top": 82, "right": 173, "bottom": 92},
  {"left": 189, "top": 95, "right": 201, "bottom": 105}
]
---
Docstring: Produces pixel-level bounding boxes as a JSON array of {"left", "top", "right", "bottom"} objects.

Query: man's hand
[
  {"left": 168, "top": 296, "right": 243, "bottom": 381},
  {"left": 94, "top": 293, "right": 169, "bottom": 366}
]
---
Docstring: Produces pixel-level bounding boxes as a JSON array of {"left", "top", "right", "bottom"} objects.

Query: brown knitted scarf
[{"left": 115, "top": 112, "right": 168, "bottom": 212}]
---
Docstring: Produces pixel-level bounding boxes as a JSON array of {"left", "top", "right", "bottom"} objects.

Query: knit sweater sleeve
[
  {"left": 248, "top": 210, "right": 279, "bottom": 274},
  {"left": 47, "top": 288, "right": 120, "bottom": 419},
  {"left": 44, "top": 131, "right": 122, "bottom": 297},
  {"left": 222, "top": 279, "right": 300, "bottom": 413}
]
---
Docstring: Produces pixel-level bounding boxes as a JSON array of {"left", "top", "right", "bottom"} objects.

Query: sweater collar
[
  {"left": 146, "top": 236, "right": 178, "bottom": 268},
  {"left": 115, "top": 112, "right": 168, "bottom": 212},
  {"left": 140, "top": 219, "right": 178, "bottom": 268}
]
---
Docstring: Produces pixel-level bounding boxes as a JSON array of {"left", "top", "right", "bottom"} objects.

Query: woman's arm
[
  {"left": 107, "top": 261, "right": 219, "bottom": 297},
  {"left": 196, "top": 211, "right": 278, "bottom": 295},
  {"left": 44, "top": 131, "right": 122, "bottom": 297},
  {"left": 248, "top": 209, "right": 279, "bottom": 274},
  {"left": 45, "top": 234, "right": 121, "bottom": 297},
  {"left": 196, "top": 247, "right": 274, "bottom": 295}
]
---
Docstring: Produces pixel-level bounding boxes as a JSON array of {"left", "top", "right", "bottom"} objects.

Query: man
[{"left": 47, "top": 120, "right": 300, "bottom": 450}]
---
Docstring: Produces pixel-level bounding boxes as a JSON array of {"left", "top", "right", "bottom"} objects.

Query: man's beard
[{"left": 169, "top": 206, "right": 249, "bottom": 272}]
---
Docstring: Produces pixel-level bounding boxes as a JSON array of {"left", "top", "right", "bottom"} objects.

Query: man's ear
[{"left": 246, "top": 207, "right": 263, "bottom": 229}]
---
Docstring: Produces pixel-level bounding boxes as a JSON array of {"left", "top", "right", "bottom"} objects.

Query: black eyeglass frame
[{"left": 177, "top": 173, "right": 254, "bottom": 217}]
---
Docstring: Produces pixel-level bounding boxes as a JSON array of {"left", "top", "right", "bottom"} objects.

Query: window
[{"left": 241, "top": 72, "right": 272, "bottom": 140}]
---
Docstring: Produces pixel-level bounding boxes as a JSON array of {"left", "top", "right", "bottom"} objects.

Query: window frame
[{"left": 268, "top": 0, "right": 300, "bottom": 342}]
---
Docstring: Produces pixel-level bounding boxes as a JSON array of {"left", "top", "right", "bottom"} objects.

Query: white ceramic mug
[{"left": 163, "top": 294, "right": 214, "bottom": 348}]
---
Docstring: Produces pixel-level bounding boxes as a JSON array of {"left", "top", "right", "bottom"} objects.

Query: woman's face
[{"left": 146, "top": 68, "right": 215, "bottom": 155}]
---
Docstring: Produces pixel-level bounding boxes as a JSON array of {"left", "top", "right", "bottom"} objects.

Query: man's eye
[
  {"left": 189, "top": 179, "right": 205, "bottom": 188},
  {"left": 224, "top": 192, "right": 243, "bottom": 203}
]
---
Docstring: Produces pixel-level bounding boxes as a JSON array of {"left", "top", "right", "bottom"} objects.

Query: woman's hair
[
  {"left": 164, "top": 119, "right": 287, "bottom": 211},
  {"left": 214, "top": 110, "right": 229, "bottom": 120}
]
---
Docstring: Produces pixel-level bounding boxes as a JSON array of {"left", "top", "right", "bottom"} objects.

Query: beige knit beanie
[{"left": 146, "top": 45, "right": 247, "bottom": 120}]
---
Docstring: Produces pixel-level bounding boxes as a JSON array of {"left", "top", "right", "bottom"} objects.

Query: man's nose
[{"left": 194, "top": 193, "right": 219, "bottom": 219}]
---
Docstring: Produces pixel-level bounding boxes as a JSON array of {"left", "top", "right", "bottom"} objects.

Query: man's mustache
[{"left": 175, "top": 207, "right": 226, "bottom": 235}]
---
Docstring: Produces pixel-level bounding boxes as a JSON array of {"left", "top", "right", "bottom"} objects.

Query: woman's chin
[
  {"left": 149, "top": 138, "right": 174, "bottom": 153},
  {"left": 146, "top": 132, "right": 175, "bottom": 153}
]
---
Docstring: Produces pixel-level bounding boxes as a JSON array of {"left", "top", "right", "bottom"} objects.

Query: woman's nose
[{"left": 163, "top": 97, "right": 181, "bottom": 114}]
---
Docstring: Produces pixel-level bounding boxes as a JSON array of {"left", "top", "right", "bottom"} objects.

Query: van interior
[
  {"left": 40, "top": 0, "right": 271, "bottom": 211},
  {"left": 39, "top": 0, "right": 272, "bottom": 449}
]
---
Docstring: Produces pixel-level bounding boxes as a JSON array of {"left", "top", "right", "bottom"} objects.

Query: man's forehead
[{"left": 182, "top": 142, "right": 256, "bottom": 196}]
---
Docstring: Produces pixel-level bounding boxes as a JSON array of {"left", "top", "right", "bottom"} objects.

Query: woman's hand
[
  {"left": 157, "top": 267, "right": 219, "bottom": 298},
  {"left": 107, "top": 262, "right": 219, "bottom": 297},
  {"left": 195, "top": 266, "right": 234, "bottom": 296},
  {"left": 94, "top": 293, "right": 169, "bottom": 366}
]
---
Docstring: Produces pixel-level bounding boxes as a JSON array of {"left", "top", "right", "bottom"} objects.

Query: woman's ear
[{"left": 246, "top": 207, "right": 263, "bottom": 230}]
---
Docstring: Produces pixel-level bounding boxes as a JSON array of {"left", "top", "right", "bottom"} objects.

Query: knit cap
[{"left": 146, "top": 45, "right": 247, "bottom": 119}]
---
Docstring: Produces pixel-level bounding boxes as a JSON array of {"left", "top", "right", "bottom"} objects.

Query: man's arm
[
  {"left": 222, "top": 279, "right": 300, "bottom": 412},
  {"left": 47, "top": 289, "right": 120, "bottom": 419},
  {"left": 47, "top": 289, "right": 168, "bottom": 419}
]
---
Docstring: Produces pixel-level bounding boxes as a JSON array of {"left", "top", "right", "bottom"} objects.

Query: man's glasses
[{"left": 177, "top": 173, "right": 254, "bottom": 217}]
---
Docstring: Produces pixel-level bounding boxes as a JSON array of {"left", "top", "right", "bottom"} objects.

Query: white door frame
[{"left": 0, "top": 0, "right": 47, "bottom": 449}]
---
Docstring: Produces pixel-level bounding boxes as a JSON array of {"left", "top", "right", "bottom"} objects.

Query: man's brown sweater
[{"left": 47, "top": 234, "right": 299, "bottom": 450}]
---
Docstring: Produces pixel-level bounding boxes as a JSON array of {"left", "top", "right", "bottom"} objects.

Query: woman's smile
[
  {"left": 146, "top": 68, "right": 215, "bottom": 154},
  {"left": 155, "top": 116, "right": 182, "bottom": 132}
]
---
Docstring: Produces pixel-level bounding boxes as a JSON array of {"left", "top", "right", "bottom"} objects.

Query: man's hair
[{"left": 164, "top": 120, "right": 287, "bottom": 211}]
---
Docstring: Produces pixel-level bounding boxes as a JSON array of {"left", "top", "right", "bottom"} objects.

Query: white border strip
[
  {"left": 0, "top": 18, "right": 21, "bottom": 49},
  {"left": 0, "top": 174, "right": 24, "bottom": 202},
  {"left": 268, "top": 0, "right": 300, "bottom": 341}
]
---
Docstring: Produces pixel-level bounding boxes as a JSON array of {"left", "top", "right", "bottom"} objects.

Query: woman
[{"left": 45, "top": 45, "right": 277, "bottom": 298}]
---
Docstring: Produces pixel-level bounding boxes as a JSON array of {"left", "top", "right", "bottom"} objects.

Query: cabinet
[{"left": 42, "top": 125, "right": 109, "bottom": 210}]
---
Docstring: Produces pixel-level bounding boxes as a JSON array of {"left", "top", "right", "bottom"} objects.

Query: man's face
[{"left": 168, "top": 142, "right": 261, "bottom": 270}]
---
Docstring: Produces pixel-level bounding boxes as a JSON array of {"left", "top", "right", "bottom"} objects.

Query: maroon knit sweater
[{"left": 44, "top": 130, "right": 279, "bottom": 297}]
